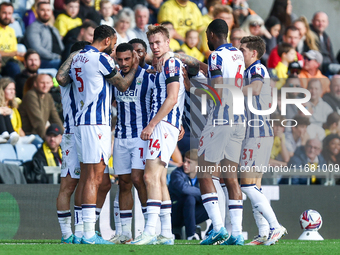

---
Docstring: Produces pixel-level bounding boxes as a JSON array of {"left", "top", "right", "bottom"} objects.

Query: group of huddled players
[{"left": 54, "top": 18, "right": 287, "bottom": 246}]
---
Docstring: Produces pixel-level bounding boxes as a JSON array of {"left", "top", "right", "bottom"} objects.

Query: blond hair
[
  {"left": 0, "top": 77, "right": 18, "bottom": 108},
  {"left": 293, "top": 16, "right": 319, "bottom": 51},
  {"left": 184, "top": 149, "right": 198, "bottom": 161},
  {"left": 212, "top": 4, "right": 233, "bottom": 18},
  {"left": 147, "top": 25, "right": 170, "bottom": 39}
]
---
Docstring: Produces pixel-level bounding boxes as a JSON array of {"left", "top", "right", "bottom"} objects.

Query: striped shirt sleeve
[
  {"left": 208, "top": 52, "right": 223, "bottom": 78},
  {"left": 164, "top": 57, "right": 180, "bottom": 85},
  {"left": 99, "top": 53, "right": 117, "bottom": 79},
  {"left": 250, "top": 65, "right": 265, "bottom": 83}
]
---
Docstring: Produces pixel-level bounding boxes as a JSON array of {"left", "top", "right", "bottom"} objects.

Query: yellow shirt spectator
[
  {"left": 158, "top": 0, "right": 203, "bottom": 39},
  {"left": 169, "top": 39, "right": 181, "bottom": 52},
  {"left": 0, "top": 26, "right": 17, "bottom": 53},
  {"left": 202, "top": 14, "right": 213, "bottom": 30},
  {"left": 10, "top": 108, "right": 22, "bottom": 134},
  {"left": 54, "top": 13, "right": 82, "bottom": 37},
  {"left": 270, "top": 136, "right": 282, "bottom": 159},
  {"left": 181, "top": 43, "right": 205, "bottom": 62},
  {"left": 274, "top": 61, "right": 288, "bottom": 89}
]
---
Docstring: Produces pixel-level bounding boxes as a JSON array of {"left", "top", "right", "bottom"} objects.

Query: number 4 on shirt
[{"left": 149, "top": 139, "right": 160, "bottom": 151}]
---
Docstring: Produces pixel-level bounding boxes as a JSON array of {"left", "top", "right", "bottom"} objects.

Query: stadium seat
[
  {"left": 15, "top": 144, "right": 38, "bottom": 163},
  {"left": 0, "top": 144, "right": 21, "bottom": 165}
]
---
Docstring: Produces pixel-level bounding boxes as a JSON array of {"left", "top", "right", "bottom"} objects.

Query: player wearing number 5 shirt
[
  {"left": 56, "top": 25, "right": 139, "bottom": 244},
  {"left": 193, "top": 19, "right": 246, "bottom": 246}
]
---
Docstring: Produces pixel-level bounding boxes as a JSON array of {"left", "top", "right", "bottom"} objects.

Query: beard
[
  {"left": 27, "top": 65, "right": 39, "bottom": 74},
  {"left": 208, "top": 41, "right": 215, "bottom": 51},
  {"left": 103, "top": 45, "right": 113, "bottom": 55},
  {"left": 0, "top": 18, "right": 11, "bottom": 26},
  {"left": 38, "top": 16, "right": 50, "bottom": 23}
]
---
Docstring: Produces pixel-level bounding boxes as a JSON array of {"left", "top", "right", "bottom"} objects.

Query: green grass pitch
[{"left": 1, "top": 240, "right": 340, "bottom": 255}]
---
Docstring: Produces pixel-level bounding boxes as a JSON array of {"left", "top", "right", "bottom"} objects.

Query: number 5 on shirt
[{"left": 75, "top": 68, "right": 84, "bottom": 92}]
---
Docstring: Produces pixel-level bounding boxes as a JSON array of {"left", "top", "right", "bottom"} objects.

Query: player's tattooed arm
[
  {"left": 56, "top": 50, "right": 80, "bottom": 86},
  {"left": 174, "top": 53, "right": 207, "bottom": 76},
  {"left": 107, "top": 67, "right": 138, "bottom": 92},
  {"left": 160, "top": 52, "right": 208, "bottom": 76},
  {"left": 107, "top": 51, "right": 140, "bottom": 92}
]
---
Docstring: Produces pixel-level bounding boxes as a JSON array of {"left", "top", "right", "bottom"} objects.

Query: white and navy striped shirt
[
  {"left": 114, "top": 66, "right": 154, "bottom": 139},
  {"left": 60, "top": 82, "right": 77, "bottom": 134},
  {"left": 149, "top": 57, "right": 185, "bottom": 129},
  {"left": 69, "top": 45, "right": 116, "bottom": 126},
  {"left": 243, "top": 60, "right": 273, "bottom": 138},
  {"left": 183, "top": 72, "right": 208, "bottom": 138},
  {"left": 142, "top": 63, "right": 154, "bottom": 70},
  {"left": 206, "top": 43, "right": 245, "bottom": 126}
]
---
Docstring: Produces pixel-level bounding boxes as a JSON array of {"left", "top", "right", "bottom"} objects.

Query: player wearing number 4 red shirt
[
  {"left": 130, "top": 25, "right": 185, "bottom": 245},
  {"left": 56, "top": 25, "right": 139, "bottom": 245},
  {"left": 239, "top": 36, "right": 287, "bottom": 246}
]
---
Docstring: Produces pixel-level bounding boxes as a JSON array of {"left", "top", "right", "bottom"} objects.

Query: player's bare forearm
[
  {"left": 212, "top": 76, "right": 223, "bottom": 100},
  {"left": 108, "top": 66, "right": 137, "bottom": 92},
  {"left": 149, "top": 96, "right": 177, "bottom": 129},
  {"left": 56, "top": 51, "right": 79, "bottom": 86},
  {"left": 174, "top": 53, "right": 207, "bottom": 76},
  {"left": 242, "top": 80, "right": 263, "bottom": 96},
  {"left": 140, "top": 95, "right": 177, "bottom": 141}
]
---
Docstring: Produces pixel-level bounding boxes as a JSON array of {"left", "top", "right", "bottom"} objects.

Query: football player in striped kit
[
  {"left": 239, "top": 36, "right": 287, "bottom": 246},
  {"left": 192, "top": 19, "right": 246, "bottom": 246},
  {"left": 131, "top": 25, "right": 185, "bottom": 245},
  {"left": 129, "top": 38, "right": 154, "bottom": 70},
  {"left": 57, "top": 41, "right": 112, "bottom": 244},
  {"left": 56, "top": 25, "right": 139, "bottom": 244},
  {"left": 110, "top": 43, "right": 154, "bottom": 244}
]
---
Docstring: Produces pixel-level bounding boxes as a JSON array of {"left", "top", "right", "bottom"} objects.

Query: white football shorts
[
  {"left": 113, "top": 137, "right": 147, "bottom": 175},
  {"left": 60, "top": 133, "right": 80, "bottom": 179},
  {"left": 146, "top": 121, "right": 179, "bottom": 168},
  {"left": 198, "top": 124, "right": 246, "bottom": 163},
  {"left": 239, "top": 136, "right": 274, "bottom": 173},
  {"left": 75, "top": 125, "right": 111, "bottom": 165}
]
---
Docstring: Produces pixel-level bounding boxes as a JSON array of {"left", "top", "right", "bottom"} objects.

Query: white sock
[
  {"left": 113, "top": 192, "right": 122, "bottom": 235},
  {"left": 144, "top": 199, "right": 161, "bottom": 236},
  {"left": 120, "top": 210, "right": 132, "bottom": 238},
  {"left": 74, "top": 206, "right": 83, "bottom": 238},
  {"left": 253, "top": 207, "right": 270, "bottom": 237},
  {"left": 221, "top": 184, "right": 232, "bottom": 234},
  {"left": 228, "top": 200, "right": 243, "bottom": 237},
  {"left": 213, "top": 178, "right": 225, "bottom": 226},
  {"left": 241, "top": 185, "right": 280, "bottom": 229},
  {"left": 95, "top": 208, "right": 102, "bottom": 221},
  {"left": 57, "top": 210, "right": 72, "bottom": 239},
  {"left": 202, "top": 193, "right": 223, "bottom": 232},
  {"left": 160, "top": 200, "right": 172, "bottom": 238},
  {"left": 142, "top": 206, "right": 148, "bottom": 223},
  {"left": 82, "top": 204, "right": 96, "bottom": 239}
]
